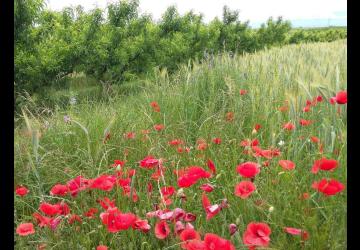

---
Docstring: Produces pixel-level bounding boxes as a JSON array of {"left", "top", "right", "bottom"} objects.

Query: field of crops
[{"left": 14, "top": 40, "right": 347, "bottom": 249}]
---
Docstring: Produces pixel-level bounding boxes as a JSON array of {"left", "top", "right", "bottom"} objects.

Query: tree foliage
[{"left": 14, "top": 0, "right": 347, "bottom": 95}]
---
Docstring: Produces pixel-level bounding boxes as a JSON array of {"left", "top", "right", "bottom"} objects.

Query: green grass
[{"left": 14, "top": 40, "right": 347, "bottom": 249}]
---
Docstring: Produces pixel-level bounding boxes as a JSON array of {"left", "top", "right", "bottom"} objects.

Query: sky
[{"left": 46, "top": 0, "right": 347, "bottom": 27}]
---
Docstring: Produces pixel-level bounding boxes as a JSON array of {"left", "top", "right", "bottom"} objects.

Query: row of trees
[{"left": 15, "top": 0, "right": 347, "bottom": 95}]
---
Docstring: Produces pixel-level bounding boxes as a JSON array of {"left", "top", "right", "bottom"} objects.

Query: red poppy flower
[
  {"left": 127, "top": 169, "right": 136, "bottom": 177},
  {"left": 177, "top": 176, "right": 196, "bottom": 188},
  {"left": 106, "top": 210, "right": 137, "bottom": 232},
  {"left": 240, "top": 89, "right": 248, "bottom": 95},
  {"left": 50, "top": 184, "right": 68, "bottom": 196},
  {"left": 266, "top": 148, "right": 281, "bottom": 158},
  {"left": 200, "top": 183, "right": 214, "bottom": 193},
  {"left": 96, "top": 246, "right": 108, "bottom": 250},
  {"left": 197, "top": 141, "right": 208, "bottom": 150},
  {"left": 303, "top": 105, "right": 311, "bottom": 112},
  {"left": 180, "top": 229, "right": 201, "bottom": 249},
  {"left": 202, "top": 193, "right": 221, "bottom": 220},
  {"left": 169, "top": 139, "right": 184, "bottom": 146},
  {"left": 33, "top": 213, "right": 52, "bottom": 227},
  {"left": 84, "top": 208, "right": 98, "bottom": 218},
  {"left": 236, "top": 162, "right": 260, "bottom": 178},
  {"left": 150, "top": 101, "right": 158, "bottom": 108},
  {"left": 16, "top": 223, "right": 35, "bottom": 236},
  {"left": 133, "top": 219, "right": 151, "bottom": 233},
  {"left": 251, "top": 145, "right": 263, "bottom": 157},
  {"left": 300, "top": 192, "right": 310, "bottom": 200},
  {"left": 151, "top": 168, "right": 165, "bottom": 181},
  {"left": 147, "top": 182, "right": 153, "bottom": 194},
  {"left": 187, "top": 166, "right": 212, "bottom": 178},
  {"left": 335, "top": 90, "right": 347, "bottom": 104},
  {"left": 49, "top": 216, "right": 62, "bottom": 230},
  {"left": 175, "top": 221, "right": 185, "bottom": 234},
  {"left": 116, "top": 213, "right": 136, "bottom": 230},
  {"left": 161, "top": 197, "right": 173, "bottom": 206},
  {"left": 312, "top": 178, "right": 345, "bottom": 196},
  {"left": 284, "top": 227, "right": 309, "bottom": 240},
  {"left": 207, "top": 159, "right": 216, "bottom": 175},
  {"left": 234, "top": 181, "right": 256, "bottom": 199},
  {"left": 155, "top": 220, "right": 171, "bottom": 239},
  {"left": 253, "top": 139, "right": 261, "bottom": 146},
  {"left": 150, "top": 101, "right": 161, "bottom": 112},
  {"left": 157, "top": 210, "right": 174, "bottom": 220},
  {"left": 212, "top": 137, "right": 222, "bottom": 144},
  {"left": 15, "top": 186, "right": 29, "bottom": 197},
  {"left": 310, "top": 136, "right": 320, "bottom": 143},
  {"left": 229, "top": 223, "right": 238, "bottom": 236},
  {"left": 171, "top": 208, "right": 185, "bottom": 221},
  {"left": 299, "top": 119, "right": 312, "bottom": 126},
  {"left": 204, "top": 233, "right": 235, "bottom": 250},
  {"left": 329, "top": 97, "right": 336, "bottom": 105},
  {"left": 39, "top": 202, "right": 61, "bottom": 216},
  {"left": 316, "top": 95, "right": 323, "bottom": 102},
  {"left": 67, "top": 176, "right": 90, "bottom": 197},
  {"left": 139, "top": 156, "right": 159, "bottom": 169},
  {"left": 278, "top": 160, "right": 296, "bottom": 170},
  {"left": 184, "top": 240, "right": 206, "bottom": 250},
  {"left": 101, "top": 208, "right": 135, "bottom": 232},
  {"left": 124, "top": 132, "right": 136, "bottom": 139},
  {"left": 161, "top": 186, "right": 175, "bottom": 198},
  {"left": 240, "top": 139, "right": 259, "bottom": 147},
  {"left": 254, "top": 124, "right": 261, "bottom": 131},
  {"left": 154, "top": 124, "right": 165, "bottom": 131},
  {"left": 68, "top": 214, "right": 82, "bottom": 224},
  {"left": 57, "top": 201, "right": 70, "bottom": 215},
  {"left": 118, "top": 177, "right": 131, "bottom": 188},
  {"left": 90, "top": 175, "right": 117, "bottom": 191},
  {"left": 177, "top": 167, "right": 211, "bottom": 188},
  {"left": 97, "top": 197, "right": 116, "bottom": 210},
  {"left": 256, "top": 149, "right": 277, "bottom": 159},
  {"left": 112, "top": 160, "right": 125, "bottom": 168},
  {"left": 311, "top": 158, "right": 338, "bottom": 174},
  {"left": 243, "top": 222, "right": 271, "bottom": 249},
  {"left": 283, "top": 122, "right": 295, "bottom": 130}
]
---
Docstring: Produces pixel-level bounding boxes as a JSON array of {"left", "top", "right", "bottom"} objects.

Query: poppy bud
[
  {"left": 174, "top": 221, "right": 185, "bottom": 235},
  {"left": 229, "top": 224, "right": 237, "bottom": 236}
]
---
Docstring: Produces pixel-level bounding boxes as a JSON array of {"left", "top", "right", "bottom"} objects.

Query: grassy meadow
[{"left": 14, "top": 40, "right": 347, "bottom": 249}]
